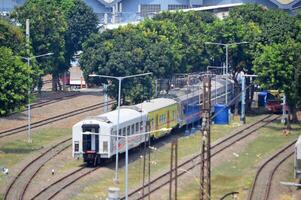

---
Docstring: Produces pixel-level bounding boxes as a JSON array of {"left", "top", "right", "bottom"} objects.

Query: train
[
  {"left": 72, "top": 76, "right": 234, "bottom": 165},
  {"left": 295, "top": 135, "right": 301, "bottom": 179}
]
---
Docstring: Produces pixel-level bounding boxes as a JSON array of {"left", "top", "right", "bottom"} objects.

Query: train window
[
  {"left": 123, "top": 128, "right": 126, "bottom": 136},
  {"left": 140, "top": 121, "right": 143, "bottom": 131},
  {"left": 127, "top": 126, "right": 130, "bottom": 135},
  {"left": 136, "top": 123, "right": 139, "bottom": 132},
  {"left": 82, "top": 124, "right": 99, "bottom": 133},
  {"left": 74, "top": 141, "right": 79, "bottom": 152},
  {"left": 131, "top": 124, "right": 134, "bottom": 135}
]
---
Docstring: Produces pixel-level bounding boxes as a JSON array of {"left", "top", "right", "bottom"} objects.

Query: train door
[
  {"left": 146, "top": 121, "right": 151, "bottom": 142},
  {"left": 83, "top": 134, "right": 91, "bottom": 152},
  {"left": 95, "top": 135, "right": 99, "bottom": 152},
  {"left": 167, "top": 111, "right": 170, "bottom": 128},
  {"left": 155, "top": 114, "right": 159, "bottom": 129}
]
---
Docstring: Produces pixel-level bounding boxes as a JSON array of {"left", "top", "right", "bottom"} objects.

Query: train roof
[
  {"left": 168, "top": 79, "right": 226, "bottom": 102},
  {"left": 135, "top": 98, "right": 178, "bottom": 113},
  {"left": 100, "top": 108, "right": 145, "bottom": 124},
  {"left": 78, "top": 108, "right": 146, "bottom": 127}
]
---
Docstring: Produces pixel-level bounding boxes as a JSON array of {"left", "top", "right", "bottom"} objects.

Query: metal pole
[
  {"left": 215, "top": 75, "right": 217, "bottom": 105},
  {"left": 26, "top": 19, "right": 31, "bottom": 143},
  {"left": 27, "top": 58, "right": 31, "bottom": 143},
  {"left": 240, "top": 76, "right": 246, "bottom": 124},
  {"left": 155, "top": 79, "right": 158, "bottom": 97},
  {"left": 169, "top": 142, "right": 174, "bottom": 200},
  {"left": 175, "top": 140, "right": 178, "bottom": 200},
  {"left": 115, "top": 78, "right": 122, "bottom": 183},
  {"left": 104, "top": 84, "right": 108, "bottom": 112},
  {"left": 282, "top": 94, "right": 286, "bottom": 124},
  {"left": 225, "top": 44, "right": 228, "bottom": 105},
  {"left": 125, "top": 135, "right": 128, "bottom": 200}
]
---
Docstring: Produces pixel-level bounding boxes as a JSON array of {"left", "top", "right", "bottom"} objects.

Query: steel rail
[
  {"left": 0, "top": 100, "right": 115, "bottom": 138},
  {"left": 248, "top": 140, "right": 296, "bottom": 200},
  {"left": 4, "top": 139, "right": 71, "bottom": 200},
  {"left": 4, "top": 99, "right": 114, "bottom": 200},
  {"left": 121, "top": 114, "right": 279, "bottom": 199},
  {"left": 20, "top": 144, "right": 72, "bottom": 200},
  {"left": 33, "top": 115, "right": 277, "bottom": 200}
]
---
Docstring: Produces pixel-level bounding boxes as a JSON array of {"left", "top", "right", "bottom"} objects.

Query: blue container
[
  {"left": 258, "top": 91, "right": 268, "bottom": 107},
  {"left": 214, "top": 104, "right": 229, "bottom": 124}
]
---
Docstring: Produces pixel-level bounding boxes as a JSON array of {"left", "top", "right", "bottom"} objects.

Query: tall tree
[
  {"left": 253, "top": 41, "right": 301, "bottom": 122},
  {"left": 0, "top": 18, "right": 25, "bottom": 53},
  {"left": 14, "top": 0, "right": 68, "bottom": 91},
  {"left": 65, "top": 0, "right": 98, "bottom": 59},
  {"left": 0, "top": 47, "right": 31, "bottom": 116}
]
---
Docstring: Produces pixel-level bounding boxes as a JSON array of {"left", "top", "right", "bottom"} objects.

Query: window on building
[
  {"left": 123, "top": 127, "right": 126, "bottom": 136},
  {"left": 192, "top": 5, "right": 202, "bottom": 8},
  {"left": 119, "top": 129, "right": 121, "bottom": 135},
  {"left": 168, "top": 4, "right": 189, "bottom": 10},
  {"left": 127, "top": 126, "right": 130, "bottom": 135},
  {"left": 140, "top": 4, "right": 161, "bottom": 17},
  {"left": 118, "top": 2, "right": 122, "bottom": 12}
]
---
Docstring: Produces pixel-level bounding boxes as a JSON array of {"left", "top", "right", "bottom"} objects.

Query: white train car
[
  {"left": 72, "top": 108, "right": 147, "bottom": 164},
  {"left": 295, "top": 135, "right": 301, "bottom": 179}
]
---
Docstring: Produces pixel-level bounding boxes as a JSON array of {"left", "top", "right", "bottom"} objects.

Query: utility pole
[
  {"left": 26, "top": 19, "right": 31, "bottom": 143},
  {"left": 240, "top": 75, "right": 246, "bottom": 124},
  {"left": 200, "top": 74, "right": 211, "bottom": 200},
  {"left": 169, "top": 139, "right": 178, "bottom": 200},
  {"left": 103, "top": 83, "right": 108, "bottom": 112},
  {"left": 281, "top": 94, "right": 287, "bottom": 124}
]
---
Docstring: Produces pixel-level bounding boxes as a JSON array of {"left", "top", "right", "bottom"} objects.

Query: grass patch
[
  {"left": 72, "top": 115, "right": 263, "bottom": 200},
  {"left": 177, "top": 121, "right": 301, "bottom": 200},
  {"left": 0, "top": 128, "right": 71, "bottom": 193}
]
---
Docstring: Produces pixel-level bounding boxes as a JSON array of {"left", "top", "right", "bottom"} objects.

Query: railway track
[
  {"left": 4, "top": 139, "right": 71, "bottom": 200},
  {"left": 248, "top": 140, "right": 296, "bottom": 200},
  {"left": 0, "top": 99, "right": 115, "bottom": 139},
  {"left": 30, "top": 167, "right": 99, "bottom": 200},
  {"left": 29, "top": 115, "right": 278, "bottom": 200},
  {"left": 122, "top": 114, "right": 279, "bottom": 199},
  {"left": 4, "top": 97, "right": 114, "bottom": 200},
  {"left": 30, "top": 92, "right": 80, "bottom": 110}
]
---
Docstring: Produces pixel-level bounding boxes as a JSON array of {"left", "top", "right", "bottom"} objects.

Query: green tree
[
  {"left": 0, "top": 18, "right": 25, "bottom": 53},
  {"left": 0, "top": 47, "right": 31, "bottom": 116},
  {"left": 295, "top": 62, "right": 301, "bottom": 107},
  {"left": 253, "top": 41, "right": 301, "bottom": 123},
  {"left": 229, "top": 4, "right": 298, "bottom": 44},
  {"left": 65, "top": 0, "right": 98, "bottom": 59},
  {"left": 14, "top": 0, "right": 67, "bottom": 91}
]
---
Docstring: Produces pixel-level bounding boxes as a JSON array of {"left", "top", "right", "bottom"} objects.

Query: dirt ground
[
  {"left": 0, "top": 91, "right": 105, "bottom": 142},
  {"left": 149, "top": 131, "right": 261, "bottom": 200},
  {"left": 33, "top": 128, "right": 261, "bottom": 200}
]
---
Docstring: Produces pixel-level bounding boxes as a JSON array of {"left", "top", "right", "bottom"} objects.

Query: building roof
[{"left": 97, "top": 0, "right": 122, "bottom": 6}]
